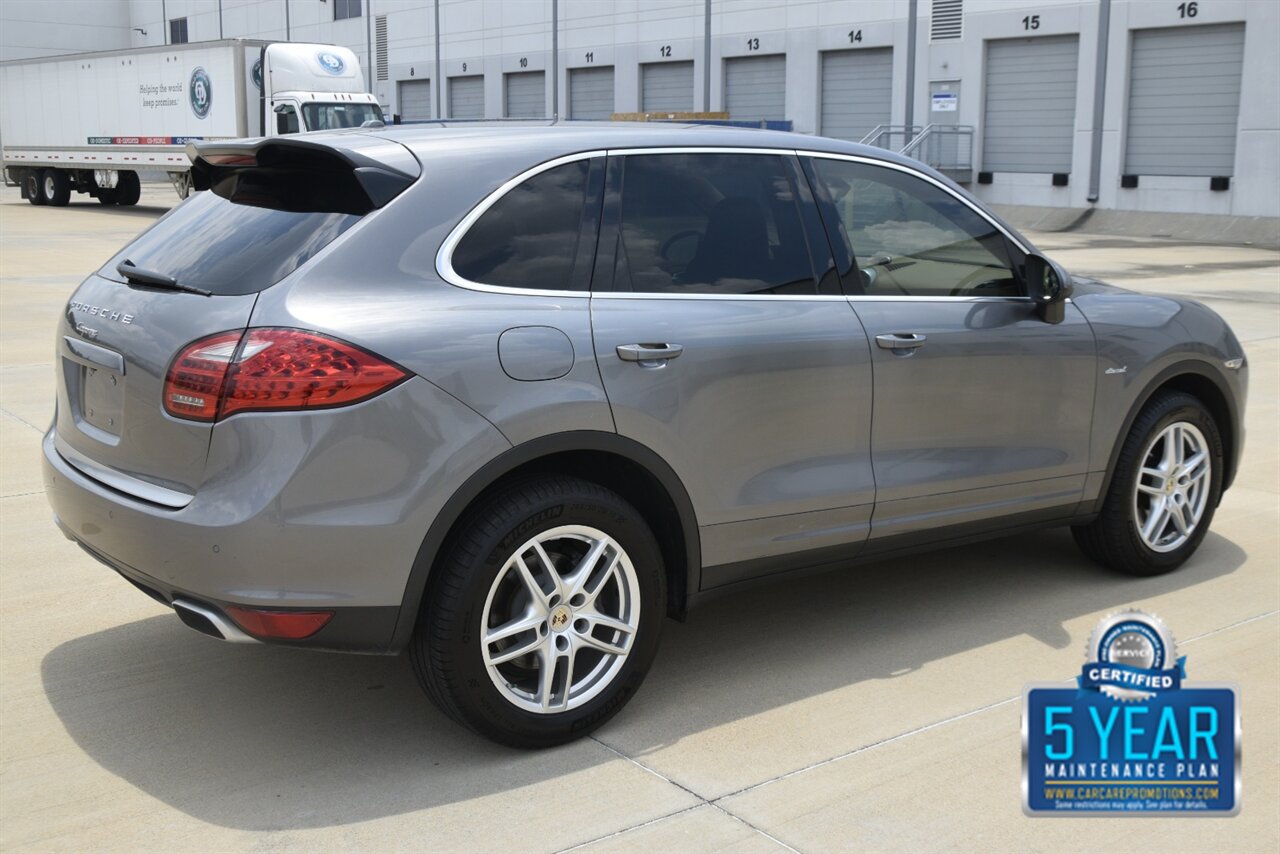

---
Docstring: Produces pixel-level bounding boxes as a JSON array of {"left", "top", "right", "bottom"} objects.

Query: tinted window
[
  {"left": 301, "top": 102, "right": 382, "bottom": 131},
  {"left": 99, "top": 190, "right": 359, "bottom": 296},
  {"left": 616, "top": 153, "right": 816, "bottom": 295},
  {"left": 453, "top": 160, "right": 591, "bottom": 290},
  {"left": 809, "top": 158, "right": 1019, "bottom": 297}
]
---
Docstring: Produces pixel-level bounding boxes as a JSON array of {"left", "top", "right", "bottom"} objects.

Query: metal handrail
[
  {"left": 899, "top": 124, "right": 975, "bottom": 181},
  {"left": 858, "top": 124, "right": 922, "bottom": 149}
]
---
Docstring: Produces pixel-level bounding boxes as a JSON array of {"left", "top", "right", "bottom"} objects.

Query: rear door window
[
  {"left": 99, "top": 190, "right": 360, "bottom": 296},
  {"left": 613, "top": 153, "right": 818, "bottom": 296}
]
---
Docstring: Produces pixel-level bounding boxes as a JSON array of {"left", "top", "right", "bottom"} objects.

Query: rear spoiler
[{"left": 187, "top": 135, "right": 420, "bottom": 214}]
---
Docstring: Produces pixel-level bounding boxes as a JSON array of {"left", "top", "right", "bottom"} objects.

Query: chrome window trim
[{"left": 435, "top": 145, "right": 1035, "bottom": 301}]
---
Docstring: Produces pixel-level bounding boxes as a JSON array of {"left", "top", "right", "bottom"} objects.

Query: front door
[{"left": 804, "top": 155, "right": 1096, "bottom": 546}]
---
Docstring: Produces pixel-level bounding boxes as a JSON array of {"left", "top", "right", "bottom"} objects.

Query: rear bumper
[
  {"left": 61, "top": 527, "right": 398, "bottom": 652},
  {"left": 41, "top": 376, "right": 512, "bottom": 652}
]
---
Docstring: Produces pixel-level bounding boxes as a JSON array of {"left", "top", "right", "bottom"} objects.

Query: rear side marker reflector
[
  {"left": 164, "top": 328, "right": 408, "bottom": 422},
  {"left": 224, "top": 605, "right": 334, "bottom": 640}
]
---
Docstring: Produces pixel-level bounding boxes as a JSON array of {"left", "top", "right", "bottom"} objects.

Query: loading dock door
[
  {"left": 505, "top": 70, "right": 545, "bottom": 119},
  {"left": 724, "top": 54, "right": 785, "bottom": 122},
  {"left": 820, "top": 48, "right": 893, "bottom": 142},
  {"left": 1124, "top": 23, "right": 1245, "bottom": 176},
  {"left": 397, "top": 79, "right": 432, "bottom": 122},
  {"left": 982, "top": 35, "right": 1079, "bottom": 173},
  {"left": 641, "top": 61, "right": 694, "bottom": 112},
  {"left": 449, "top": 75, "right": 484, "bottom": 119},
  {"left": 569, "top": 66, "right": 614, "bottom": 120}
]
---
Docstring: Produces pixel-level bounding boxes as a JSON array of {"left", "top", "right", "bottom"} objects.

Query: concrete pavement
[{"left": 1, "top": 188, "right": 1276, "bottom": 852}]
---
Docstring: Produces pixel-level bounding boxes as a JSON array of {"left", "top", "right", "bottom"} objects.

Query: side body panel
[
  {"left": 592, "top": 297, "right": 876, "bottom": 573},
  {"left": 851, "top": 298, "right": 1097, "bottom": 542}
]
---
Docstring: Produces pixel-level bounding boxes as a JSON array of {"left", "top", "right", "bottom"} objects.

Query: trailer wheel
[
  {"left": 25, "top": 172, "right": 45, "bottom": 206},
  {"left": 41, "top": 169, "right": 71, "bottom": 206},
  {"left": 115, "top": 171, "right": 141, "bottom": 207},
  {"left": 97, "top": 190, "right": 119, "bottom": 206}
]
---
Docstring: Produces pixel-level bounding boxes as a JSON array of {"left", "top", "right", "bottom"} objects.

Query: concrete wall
[
  {"left": 0, "top": 0, "right": 131, "bottom": 62},
  {"left": 4, "top": 0, "right": 1277, "bottom": 216}
]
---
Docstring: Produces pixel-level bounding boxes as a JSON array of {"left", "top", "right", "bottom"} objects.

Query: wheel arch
[
  {"left": 1093, "top": 360, "right": 1241, "bottom": 513},
  {"left": 389, "top": 431, "right": 702, "bottom": 651}
]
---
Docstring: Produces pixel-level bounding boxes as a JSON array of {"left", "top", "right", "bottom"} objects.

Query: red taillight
[
  {"left": 163, "top": 330, "right": 241, "bottom": 421},
  {"left": 164, "top": 328, "right": 408, "bottom": 422},
  {"left": 224, "top": 605, "right": 333, "bottom": 640}
]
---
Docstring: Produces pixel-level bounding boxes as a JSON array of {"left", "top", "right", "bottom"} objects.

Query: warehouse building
[{"left": 2, "top": 0, "right": 1276, "bottom": 217}]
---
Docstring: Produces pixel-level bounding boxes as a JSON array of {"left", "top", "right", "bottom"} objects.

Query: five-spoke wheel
[
  {"left": 1073, "top": 391, "right": 1223, "bottom": 575},
  {"left": 481, "top": 525, "right": 640, "bottom": 714},
  {"left": 410, "top": 477, "right": 664, "bottom": 748}
]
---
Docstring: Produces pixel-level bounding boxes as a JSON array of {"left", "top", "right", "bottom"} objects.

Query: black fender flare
[
  {"left": 1090, "top": 358, "right": 1241, "bottom": 514},
  {"left": 388, "top": 430, "right": 702, "bottom": 650}
]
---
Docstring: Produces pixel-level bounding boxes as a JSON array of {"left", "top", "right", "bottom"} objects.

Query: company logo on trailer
[
  {"left": 252, "top": 59, "right": 263, "bottom": 92},
  {"left": 189, "top": 67, "right": 212, "bottom": 119},
  {"left": 316, "top": 51, "right": 346, "bottom": 75}
]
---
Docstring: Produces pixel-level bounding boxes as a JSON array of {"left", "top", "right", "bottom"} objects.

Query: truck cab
[{"left": 262, "top": 43, "right": 382, "bottom": 136}]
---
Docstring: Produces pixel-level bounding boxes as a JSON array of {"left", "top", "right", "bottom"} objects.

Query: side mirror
[{"left": 1024, "top": 253, "right": 1073, "bottom": 324}]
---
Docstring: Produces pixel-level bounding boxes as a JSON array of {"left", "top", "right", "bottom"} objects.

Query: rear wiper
[{"left": 116, "top": 260, "right": 212, "bottom": 297}]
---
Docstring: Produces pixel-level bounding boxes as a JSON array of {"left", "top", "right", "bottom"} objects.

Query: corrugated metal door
[
  {"left": 724, "top": 55, "right": 785, "bottom": 122},
  {"left": 1125, "top": 23, "right": 1245, "bottom": 176},
  {"left": 449, "top": 75, "right": 484, "bottom": 119},
  {"left": 397, "top": 79, "right": 432, "bottom": 122},
  {"left": 505, "top": 70, "right": 545, "bottom": 118},
  {"left": 641, "top": 61, "right": 694, "bottom": 112},
  {"left": 820, "top": 48, "right": 893, "bottom": 142},
  {"left": 569, "top": 66, "right": 614, "bottom": 120},
  {"left": 982, "top": 35, "right": 1079, "bottom": 173}
]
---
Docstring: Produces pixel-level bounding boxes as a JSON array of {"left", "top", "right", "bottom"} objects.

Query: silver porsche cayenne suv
[{"left": 43, "top": 124, "right": 1247, "bottom": 747}]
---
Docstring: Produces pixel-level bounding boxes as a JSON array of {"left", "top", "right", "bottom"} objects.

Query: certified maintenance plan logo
[{"left": 1023, "top": 609, "right": 1240, "bottom": 815}]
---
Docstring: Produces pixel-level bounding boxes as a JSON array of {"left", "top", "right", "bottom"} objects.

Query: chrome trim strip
[
  {"left": 63, "top": 336, "right": 125, "bottom": 374},
  {"left": 794, "top": 149, "right": 1034, "bottom": 256},
  {"left": 54, "top": 436, "right": 193, "bottom": 509},
  {"left": 606, "top": 146, "right": 796, "bottom": 156},
  {"left": 172, "top": 599, "right": 259, "bottom": 644},
  {"left": 592, "top": 292, "right": 851, "bottom": 302}
]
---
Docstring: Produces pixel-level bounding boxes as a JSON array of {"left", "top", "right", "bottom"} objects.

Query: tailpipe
[{"left": 172, "top": 599, "right": 259, "bottom": 644}]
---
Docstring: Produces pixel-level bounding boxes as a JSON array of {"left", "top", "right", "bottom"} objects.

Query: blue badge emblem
[
  {"left": 252, "top": 58, "right": 263, "bottom": 92},
  {"left": 316, "top": 51, "right": 346, "bottom": 75},
  {"left": 1023, "top": 610, "right": 1239, "bottom": 815},
  {"left": 189, "top": 67, "right": 212, "bottom": 119}
]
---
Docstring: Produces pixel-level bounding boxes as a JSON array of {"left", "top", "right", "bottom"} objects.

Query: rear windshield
[{"left": 99, "top": 190, "right": 359, "bottom": 296}]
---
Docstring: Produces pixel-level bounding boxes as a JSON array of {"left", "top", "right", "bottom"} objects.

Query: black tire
[
  {"left": 1072, "top": 391, "right": 1223, "bottom": 576},
  {"left": 24, "top": 172, "right": 45, "bottom": 206},
  {"left": 410, "top": 476, "right": 666, "bottom": 748},
  {"left": 96, "top": 189, "right": 118, "bottom": 205},
  {"left": 41, "top": 169, "right": 71, "bottom": 206},
  {"left": 115, "top": 171, "right": 140, "bottom": 206}
]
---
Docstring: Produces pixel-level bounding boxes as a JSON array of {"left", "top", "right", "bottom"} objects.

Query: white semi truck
[{"left": 0, "top": 39, "right": 380, "bottom": 207}]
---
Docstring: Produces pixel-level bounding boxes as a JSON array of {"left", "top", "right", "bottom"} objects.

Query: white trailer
[{"left": 1, "top": 39, "right": 380, "bottom": 207}]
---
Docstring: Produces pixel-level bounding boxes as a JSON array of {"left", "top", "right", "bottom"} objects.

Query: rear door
[
  {"left": 591, "top": 150, "right": 875, "bottom": 584},
  {"left": 803, "top": 154, "right": 1096, "bottom": 546}
]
